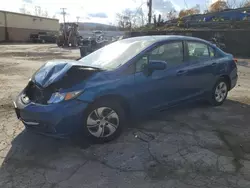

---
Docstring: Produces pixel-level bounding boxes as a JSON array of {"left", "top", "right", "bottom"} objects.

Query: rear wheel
[
  {"left": 209, "top": 78, "right": 229, "bottom": 106},
  {"left": 82, "top": 100, "right": 125, "bottom": 143}
]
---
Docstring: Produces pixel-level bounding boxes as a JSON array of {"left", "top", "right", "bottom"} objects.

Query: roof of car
[{"left": 124, "top": 35, "right": 208, "bottom": 44}]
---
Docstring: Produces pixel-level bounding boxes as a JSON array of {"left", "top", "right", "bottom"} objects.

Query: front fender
[{"left": 77, "top": 74, "right": 135, "bottom": 104}]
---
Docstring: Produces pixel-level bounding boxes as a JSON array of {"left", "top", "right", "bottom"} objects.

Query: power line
[{"left": 183, "top": 0, "right": 188, "bottom": 9}]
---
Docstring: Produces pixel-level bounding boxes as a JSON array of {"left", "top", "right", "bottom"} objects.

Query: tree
[
  {"left": 179, "top": 7, "right": 200, "bottom": 18},
  {"left": 19, "top": 4, "right": 31, "bottom": 14},
  {"left": 209, "top": 0, "right": 229, "bottom": 12},
  {"left": 226, "top": 0, "right": 237, "bottom": 8},
  {"left": 243, "top": 0, "right": 250, "bottom": 7},
  {"left": 116, "top": 8, "right": 146, "bottom": 29},
  {"left": 166, "top": 9, "right": 177, "bottom": 20},
  {"left": 42, "top": 10, "right": 48, "bottom": 17},
  {"left": 153, "top": 14, "right": 164, "bottom": 26},
  {"left": 135, "top": 7, "right": 146, "bottom": 27},
  {"left": 116, "top": 9, "right": 133, "bottom": 30},
  {"left": 34, "top": 6, "right": 49, "bottom": 17},
  {"left": 34, "top": 6, "right": 42, "bottom": 16},
  {"left": 224, "top": 0, "right": 250, "bottom": 8}
]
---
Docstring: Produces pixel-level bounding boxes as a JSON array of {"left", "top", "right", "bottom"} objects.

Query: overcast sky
[{"left": 0, "top": 0, "right": 245, "bottom": 24}]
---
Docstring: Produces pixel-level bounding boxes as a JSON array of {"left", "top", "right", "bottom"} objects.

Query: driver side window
[
  {"left": 136, "top": 56, "right": 148, "bottom": 72},
  {"left": 135, "top": 41, "right": 184, "bottom": 72},
  {"left": 149, "top": 42, "right": 184, "bottom": 68}
]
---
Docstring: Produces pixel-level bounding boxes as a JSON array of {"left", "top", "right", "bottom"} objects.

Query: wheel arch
[
  {"left": 90, "top": 94, "right": 130, "bottom": 116},
  {"left": 219, "top": 75, "right": 231, "bottom": 90}
]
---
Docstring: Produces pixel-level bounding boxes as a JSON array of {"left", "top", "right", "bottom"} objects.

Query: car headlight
[{"left": 47, "top": 91, "right": 82, "bottom": 104}]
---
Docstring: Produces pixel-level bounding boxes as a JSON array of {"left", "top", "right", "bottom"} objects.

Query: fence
[{"left": 127, "top": 29, "right": 250, "bottom": 57}]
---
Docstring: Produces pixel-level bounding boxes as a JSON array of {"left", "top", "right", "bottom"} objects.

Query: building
[
  {"left": 0, "top": 10, "right": 59, "bottom": 42},
  {"left": 180, "top": 7, "right": 250, "bottom": 23}
]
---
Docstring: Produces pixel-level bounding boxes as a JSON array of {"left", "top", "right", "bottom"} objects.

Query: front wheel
[
  {"left": 209, "top": 78, "right": 229, "bottom": 106},
  {"left": 82, "top": 100, "right": 125, "bottom": 143}
]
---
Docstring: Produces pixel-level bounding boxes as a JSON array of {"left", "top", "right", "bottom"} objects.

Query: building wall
[
  {"left": 0, "top": 11, "right": 6, "bottom": 41},
  {"left": 0, "top": 10, "right": 59, "bottom": 42},
  {"left": 6, "top": 12, "right": 58, "bottom": 31}
]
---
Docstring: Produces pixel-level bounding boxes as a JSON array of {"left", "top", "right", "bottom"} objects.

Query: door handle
[
  {"left": 176, "top": 70, "right": 187, "bottom": 76},
  {"left": 211, "top": 62, "right": 217, "bottom": 66}
]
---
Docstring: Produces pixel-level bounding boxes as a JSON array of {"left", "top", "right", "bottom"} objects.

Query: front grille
[{"left": 25, "top": 81, "right": 53, "bottom": 104}]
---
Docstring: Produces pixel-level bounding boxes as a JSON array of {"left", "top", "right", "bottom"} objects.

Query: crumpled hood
[{"left": 32, "top": 59, "right": 101, "bottom": 88}]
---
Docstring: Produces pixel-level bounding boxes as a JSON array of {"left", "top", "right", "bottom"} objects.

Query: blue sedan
[{"left": 14, "top": 35, "right": 238, "bottom": 142}]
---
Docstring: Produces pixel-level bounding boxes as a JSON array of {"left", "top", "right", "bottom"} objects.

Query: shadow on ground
[{"left": 1, "top": 99, "right": 250, "bottom": 187}]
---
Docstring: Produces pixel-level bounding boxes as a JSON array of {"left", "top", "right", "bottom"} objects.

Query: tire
[
  {"left": 209, "top": 77, "right": 229, "bottom": 106},
  {"left": 82, "top": 99, "right": 125, "bottom": 143}
]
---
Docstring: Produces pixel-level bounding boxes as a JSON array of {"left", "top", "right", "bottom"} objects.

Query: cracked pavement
[{"left": 0, "top": 44, "right": 250, "bottom": 188}]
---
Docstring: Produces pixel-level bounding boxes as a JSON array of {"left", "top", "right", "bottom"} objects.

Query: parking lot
[{"left": 0, "top": 44, "right": 250, "bottom": 188}]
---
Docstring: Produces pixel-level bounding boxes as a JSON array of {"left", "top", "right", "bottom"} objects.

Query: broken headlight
[{"left": 47, "top": 91, "right": 82, "bottom": 104}]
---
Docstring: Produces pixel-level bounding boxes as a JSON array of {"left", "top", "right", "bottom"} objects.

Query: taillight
[{"left": 233, "top": 58, "right": 238, "bottom": 63}]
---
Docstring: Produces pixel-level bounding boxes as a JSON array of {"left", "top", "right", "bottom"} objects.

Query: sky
[{"left": 0, "top": 0, "right": 244, "bottom": 24}]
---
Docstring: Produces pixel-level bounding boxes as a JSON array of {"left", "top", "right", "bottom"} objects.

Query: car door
[
  {"left": 133, "top": 41, "right": 190, "bottom": 112},
  {"left": 184, "top": 40, "right": 217, "bottom": 98}
]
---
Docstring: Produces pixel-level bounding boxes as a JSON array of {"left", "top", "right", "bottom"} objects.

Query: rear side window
[{"left": 187, "top": 42, "right": 210, "bottom": 62}]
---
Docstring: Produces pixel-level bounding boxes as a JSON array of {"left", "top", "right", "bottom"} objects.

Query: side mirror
[{"left": 148, "top": 60, "right": 167, "bottom": 71}]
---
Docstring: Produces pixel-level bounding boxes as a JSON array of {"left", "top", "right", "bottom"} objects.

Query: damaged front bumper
[{"left": 14, "top": 92, "right": 89, "bottom": 138}]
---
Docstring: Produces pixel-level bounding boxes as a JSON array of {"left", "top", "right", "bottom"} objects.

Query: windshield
[{"left": 78, "top": 39, "right": 154, "bottom": 70}]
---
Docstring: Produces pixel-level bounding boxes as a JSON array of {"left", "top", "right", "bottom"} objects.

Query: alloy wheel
[
  {"left": 215, "top": 81, "right": 228, "bottom": 103},
  {"left": 86, "top": 107, "right": 119, "bottom": 138}
]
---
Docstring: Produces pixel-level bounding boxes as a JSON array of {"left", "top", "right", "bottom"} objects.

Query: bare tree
[
  {"left": 33, "top": 6, "right": 51, "bottom": 17},
  {"left": 42, "top": 10, "right": 49, "bottom": 17},
  {"left": 116, "top": 8, "right": 147, "bottom": 29},
  {"left": 226, "top": 0, "right": 250, "bottom": 8},
  {"left": 243, "top": 0, "right": 250, "bottom": 7},
  {"left": 136, "top": 7, "right": 146, "bottom": 26},
  {"left": 166, "top": 9, "right": 177, "bottom": 20},
  {"left": 116, "top": 9, "right": 133, "bottom": 30},
  {"left": 34, "top": 6, "right": 42, "bottom": 16},
  {"left": 153, "top": 14, "right": 164, "bottom": 26},
  {"left": 19, "top": 4, "right": 30, "bottom": 14},
  {"left": 209, "top": 0, "right": 250, "bottom": 11},
  {"left": 20, "top": 7, "right": 26, "bottom": 14},
  {"left": 226, "top": 0, "right": 238, "bottom": 8}
]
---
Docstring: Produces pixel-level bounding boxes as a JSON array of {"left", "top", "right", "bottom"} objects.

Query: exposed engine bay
[{"left": 23, "top": 64, "right": 102, "bottom": 104}]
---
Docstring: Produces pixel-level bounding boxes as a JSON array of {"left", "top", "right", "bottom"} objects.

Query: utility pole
[
  {"left": 76, "top": 16, "right": 80, "bottom": 24},
  {"left": 60, "top": 8, "right": 67, "bottom": 45},
  {"left": 60, "top": 8, "right": 67, "bottom": 25},
  {"left": 147, "top": 0, "right": 152, "bottom": 24}
]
